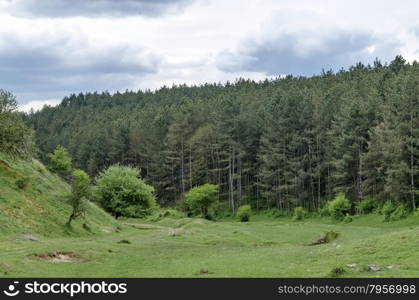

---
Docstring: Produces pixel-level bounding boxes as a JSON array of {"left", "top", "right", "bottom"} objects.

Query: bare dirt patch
[
  {"left": 194, "top": 269, "right": 214, "bottom": 275},
  {"left": 34, "top": 251, "right": 83, "bottom": 263}
]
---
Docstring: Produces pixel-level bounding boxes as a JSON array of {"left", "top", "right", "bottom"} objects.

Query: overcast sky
[{"left": 1, "top": 0, "right": 419, "bottom": 112}]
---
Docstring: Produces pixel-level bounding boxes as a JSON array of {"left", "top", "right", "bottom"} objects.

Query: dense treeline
[{"left": 26, "top": 56, "right": 419, "bottom": 212}]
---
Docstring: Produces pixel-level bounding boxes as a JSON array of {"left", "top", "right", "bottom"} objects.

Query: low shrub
[
  {"left": 237, "top": 205, "right": 251, "bottom": 222},
  {"left": 330, "top": 266, "right": 346, "bottom": 277},
  {"left": 389, "top": 205, "right": 409, "bottom": 221},
  {"left": 328, "top": 193, "right": 351, "bottom": 220},
  {"left": 214, "top": 202, "right": 232, "bottom": 218},
  {"left": 318, "top": 205, "right": 330, "bottom": 217},
  {"left": 381, "top": 201, "right": 410, "bottom": 221},
  {"left": 265, "top": 208, "right": 288, "bottom": 218},
  {"left": 356, "top": 197, "right": 378, "bottom": 214},
  {"left": 292, "top": 206, "right": 307, "bottom": 221},
  {"left": 382, "top": 201, "right": 396, "bottom": 222},
  {"left": 325, "top": 231, "right": 339, "bottom": 243},
  {"left": 343, "top": 213, "right": 353, "bottom": 223}
]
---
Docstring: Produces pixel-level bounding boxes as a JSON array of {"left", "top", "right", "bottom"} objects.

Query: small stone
[
  {"left": 169, "top": 230, "right": 177, "bottom": 236},
  {"left": 387, "top": 265, "right": 397, "bottom": 270},
  {"left": 346, "top": 264, "right": 357, "bottom": 268},
  {"left": 368, "top": 264, "right": 380, "bottom": 272},
  {"left": 23, "top": 233, "right": 39, "bottom": 242}
]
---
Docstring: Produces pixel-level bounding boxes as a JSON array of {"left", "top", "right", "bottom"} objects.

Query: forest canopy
[{"left": 25, "top": 56, "right": 419, "bottom": 213}]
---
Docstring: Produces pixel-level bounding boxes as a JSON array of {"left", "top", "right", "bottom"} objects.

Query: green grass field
[
  {"left": 1, "top": 214, "right": 419, "bottom": 278},
  {"left": 1, "top": 152, "right": 419, "bottom": 278}
]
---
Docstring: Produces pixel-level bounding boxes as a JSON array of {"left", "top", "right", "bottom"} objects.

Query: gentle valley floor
[{"left": 1, "top": 214, "right": 419, "bottom": 277}]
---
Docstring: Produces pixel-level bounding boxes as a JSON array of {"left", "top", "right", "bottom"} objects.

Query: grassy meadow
[
  {"left": 1, "top": 152, "right": 419, "bottom": 278},
  {"left": 1, "top": 214, "right": 419, "bottom": 278}
]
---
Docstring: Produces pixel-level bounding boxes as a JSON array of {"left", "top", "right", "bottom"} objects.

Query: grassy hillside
[
  {"left": 1, "top": 214, "right": 419, "bottom": 277},
  {"left": 0, "top": 152, "right": 117, "bottom": 237}
]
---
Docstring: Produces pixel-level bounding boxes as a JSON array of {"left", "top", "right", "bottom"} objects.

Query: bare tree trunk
[
  {"left": 217, "top": 147, "right": 221, "bottom": 192},
  {"left": 180, "top": 141, "right": 185, "bottom": 194},
  {"left": 358, "top": 143, "right": 363, "bottom": 202},
  {"left": 327, "top": 165, "right": 331, "bottom": 201},
  {"left": 237, "top": 153, "right": 242, "bottom": 206},
  {"left": 277, "top": 172, "right": 282, "bottom": 210},
  {"left": 256, "top": 176, "right": 259, "bottom": 211},
  {"left": 66, "top": 213, "right": 75, "bottom": 226},
  {"left": 308, "top": 143, "right": 315, "bottom": 210},
  {"left": 228, "top": 152, "right": 234, "bottom": 213},
  {"left": 171, "top": 162, "right": 176, "bottom": 201},
  {"left": 317, "top": 135, "right": 321, "bottom": 209},
  {"left": 231, "top": 149, "right": 235, "bottom": 213},
  {"left": 410, "top": 111, "right": 416, "bottom": 209},
  {"left": 189, "top": 145, "right": 192, "bottom": 189}
]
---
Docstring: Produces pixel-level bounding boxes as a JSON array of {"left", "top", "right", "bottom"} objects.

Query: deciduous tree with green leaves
[
  {"left": 184, "top": 184, "right": 219, "bottom": 219},
  {"left": 48, "top": 145, "right": 72, "bottom": 175},
  {"left": 67, "top": 169, "right": 90, "bottom": 225}
]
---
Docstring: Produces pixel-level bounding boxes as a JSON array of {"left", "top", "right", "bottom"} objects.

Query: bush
[
  {"left": 325, "top": 231, "right": 339, "bottom": 242},
  {"left": 95, "top": 165, "right": 157, "bottom": 218},
  {"left": 343, "top": 213, "right": 353, "bottom": 223},
  {"left": 264, "top": 208, "right": 283, "bottom": 218},
  {"left": 293, "top": 206, "right": 307, "bottom": 221},
  {"left": 318, "top": 205, "right": 330, "bottom": 217},
  {"left": 237, "top": 205, "right": 251, "bottom": 222},
  {"left": 389, "top": 205, "right": 409, "bottom": 221},
  {"left": 329, "top": 266, "right": 346, "bottom": 277},
  {"left": 213, "top": 202, "right": 232, "bottom": 218},
  {"left": 183, "top": 184, "right": 219, "bottom": 219},
  {"left": 356, "top": 197, "right": 378, "bottom": 214},
  {"left": 381, "top": 201, "right": 410, "bottom": 221},
  {"left": 47, "top": 145, "right": 72, "bottom": 174},
  {"left": 382, "top": 201, "right": 396, "bottom": 222},
  {"left": 328, "top": 193, "right": 351, "bottom": 220}
]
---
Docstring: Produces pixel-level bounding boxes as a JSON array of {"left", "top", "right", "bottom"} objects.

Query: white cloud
[
  {"left": 0, "top": 14, "right": 161, "bottom": 103},
  {"left": 18, "top": 99, "right": 61, "bottom": 113},
  {"left": 0, "top": 0, "right": 418, "bottom": 104},
  {"left": 0, "top": 0, "right": 192, "bottom": 17}
]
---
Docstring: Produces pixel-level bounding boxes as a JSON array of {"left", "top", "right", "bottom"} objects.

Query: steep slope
[{"left": 0, "top": 152, "right": 117, "bottom": 237}]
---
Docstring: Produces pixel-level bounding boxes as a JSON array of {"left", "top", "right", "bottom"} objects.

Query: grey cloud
[
  {"left": 0, "top": 33, "right": 160, "bottom": 102},
  {"left": 4, "top": 0, "right": 193, "bottom": 18},
  {"left": 217, "top": 30, "right": 401, "bottom": 76}
]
